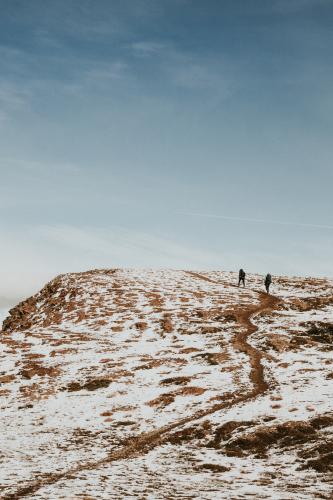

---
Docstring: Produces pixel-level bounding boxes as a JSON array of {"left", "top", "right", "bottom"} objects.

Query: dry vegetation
[{"left": 0, "top": 268, "right": 332, "bottom": 499}]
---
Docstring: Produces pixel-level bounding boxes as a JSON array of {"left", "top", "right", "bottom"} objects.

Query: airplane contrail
[{"left": 179, "top": 212, "right": 333, "bottom": 230}]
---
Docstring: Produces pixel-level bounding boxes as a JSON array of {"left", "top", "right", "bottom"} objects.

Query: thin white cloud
[
  {"left": 0, "top": 221, "right": 331, "bottom": 302},
  {"left": 169, "top": 61, "right": 230, "bottom": 92},
  {"left": 129, "top": 39, "right": 233, "bottom": 97},
  {"left": 38, "top": 224, "right": 224, "bottom": 269},
  {"left": 130, "top": 41, "right": 167, "bottom": 55},
  {"left": 0, "top": 223, "right": 228, "bottom": 299},
  {"left": 180, "top": 212, "right": 333, "bottom": 230},
  {"left": 84, "top": 61, "right": 128, "bottom": 83},
  {"left": 0, "top": 80, "right": 32, "bottom": 120}
]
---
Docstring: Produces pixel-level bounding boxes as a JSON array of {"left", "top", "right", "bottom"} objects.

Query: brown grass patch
[
  {"left": 94, "top": 319, "right": 108, "bottom": 326},
  {"left": 167, "top": 420, "right": 212, "bottom": 445},
  {"left": 64, "top": 370, "right": 133, "bottom": 392},
  {"left": 147, "top": 393, "right": 175, "bottom": 407},
  {"left": 208, "top": 391, "right": 235, "bottom": 402},
  {"left": 266, "top": 334, "right": 290, "bottom": 352},
  {"left": 180, "top": 347, "right": 202, "bottom": 354},
  {"left": 134, "top": 359, "right": 168, "bottom": 370},
  {"left": 291, "top": 295, "right": 333, "bottom": 312},
  {"left": 200, "top": 326, "right": 221, "bottom": 334},
  {"left": 196, "top": 309, "right": 211, "bottom": 320},
  {"left": 299, "top": 322, "right": 333, "bottom": 345},
  {"left": 18, "top": 383, "right": 56, "bottom": 401},
  {"left": 197, "top": 463, "right": 230, "bottom": 473},
  {"left": 160, "top": 376, "right": 191, "bottom": 386},
  {"left": 177, "top": 386, "right": 206, "bottom": 396},
  {"left": 146, "top": 293, "right": 164, "bottom": 308},
  {"left": 0, "top": 374, "right": 16, "bottom": 384},
  {"left": 270, "top": 395, "right": 282, "bottom": 401},
  {"left": 75, "top": 311, "right": 88, "bottom": 323},
  {"left": 135, "top": 322, "right": 148, "bottom": 331},
  {"left": 66, "top": 379, "right": 111, "bottom": 392},
  {"left": 19, "top": 363, "right": 61, "bottom": 379},
  {"left": 24, "top": 353, "right": 46, "bottom": 359},
  {"left": 50, "top": 348, "right": 78, "bottom": 357},
  {"left": 161, "top": 315, "right": 173, "bottom": 334},
  {"left": 134, "top": 358, "right": 188, "bottom": 371},
  {"left": 223, "top": 420, "right": 318, "bottom": 458}
]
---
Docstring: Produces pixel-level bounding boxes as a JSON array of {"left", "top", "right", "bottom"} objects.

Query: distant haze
[{"left": 0, "top": 0, "right": 332, "bottom": 300}]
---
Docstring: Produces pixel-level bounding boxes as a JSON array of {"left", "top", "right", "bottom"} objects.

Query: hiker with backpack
[
  {"left": 265, "top": 273, "right": 272, "bottom": 294},
  {"left": 238, "top": 269, "right": 246, "bottom": 287}
]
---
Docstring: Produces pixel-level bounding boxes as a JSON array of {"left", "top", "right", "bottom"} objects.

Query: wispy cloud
[
  {"left": 180, "top": 212, "right": 333, "bottom": 230},
  {"left": 130, "top": 41, "right": 167, "bottom": 55},
  {"left": 84, "top": 61, "right": 128, "bottom": 85},
  {"left": 0, "top": 158, "right": 83, "bottom": 209},
  {"left": 168, "top": 61, "right": 230, "bottom": 92},
  {"left": 129, "top": 39, "right": 233, "bottom": 97},
  {"left": 0, "top": 222, "right": 224, "bottom": 296},
  {"left": 0, "top": 80, "right": 32, "bottom": 121},
  {"left": 38, "top": 224, "right": 224, "bottom": 269}
]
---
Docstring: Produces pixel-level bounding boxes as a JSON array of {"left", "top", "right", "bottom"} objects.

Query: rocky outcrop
[
  {"left": 2, "top": 269, "right": 117, "bottom": 333},
  {"left": 2, "top": 276, "right": 65, "bottom": 333}
]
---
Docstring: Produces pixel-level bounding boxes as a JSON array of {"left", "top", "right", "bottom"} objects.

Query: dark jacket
[{"left": 265, "top": 274, "right": 272, "bottom": 285}]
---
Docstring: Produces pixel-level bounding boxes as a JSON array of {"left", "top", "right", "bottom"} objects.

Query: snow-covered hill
[{"left": 0, "top": 269, "right": 332, "bottom": 499}]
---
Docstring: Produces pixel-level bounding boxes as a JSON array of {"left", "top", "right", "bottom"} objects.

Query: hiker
[
  {"left": 238, "top": 268, "right": 246, "bottom": 287},
  {"left": 265, "top": 273, "right": 272, "bottom": 294}
]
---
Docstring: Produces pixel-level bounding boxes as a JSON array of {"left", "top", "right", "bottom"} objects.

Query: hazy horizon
[{"left": 1, "top": 0, "right": 332, "bottom": 300}]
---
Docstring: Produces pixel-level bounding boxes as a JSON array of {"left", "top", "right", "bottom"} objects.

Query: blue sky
[{"left": 0, "top": 0, "right": 332, "bottom": 300}]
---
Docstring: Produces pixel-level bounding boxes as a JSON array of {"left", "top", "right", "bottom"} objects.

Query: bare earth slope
[{"left": 0, "top": 269, "right": 332, "bottom": 499}]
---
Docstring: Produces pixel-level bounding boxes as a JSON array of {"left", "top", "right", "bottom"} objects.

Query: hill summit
[{"left": 1, "top": 268, "right": 333, "bottom": 499}]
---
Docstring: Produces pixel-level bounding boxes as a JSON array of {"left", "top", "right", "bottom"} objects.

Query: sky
[{"left": 0, "top": 0, "right": 333, "bottom": 302}]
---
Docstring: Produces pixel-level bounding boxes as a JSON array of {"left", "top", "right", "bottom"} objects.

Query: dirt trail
[
  {"left": 186, "top": 272, "right": 280, "bottom": 393},
  {"left": 234, "top": 293, "right": 280, "bottom": 392},
  {"left": 185, "top": 271, "right": 217, "bottom": 283},
  {"left": 4, "top": 272, "right": 281, "bottom": 500}
]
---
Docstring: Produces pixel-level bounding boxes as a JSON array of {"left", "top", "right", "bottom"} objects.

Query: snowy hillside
[{"left": 0, "top": 269, "right": 332, "bottom": 499}]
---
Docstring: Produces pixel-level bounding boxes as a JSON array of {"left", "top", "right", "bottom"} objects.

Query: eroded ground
[{"left": 0, "top": 269, "right": 332, "bottom": 499}]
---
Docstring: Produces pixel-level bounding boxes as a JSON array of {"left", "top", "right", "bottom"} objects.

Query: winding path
[{"left": 4, "top": 273, "right": 281, "bottom": 500}]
